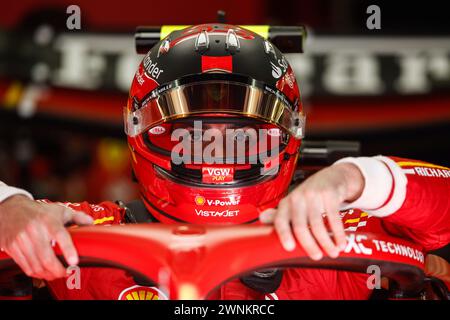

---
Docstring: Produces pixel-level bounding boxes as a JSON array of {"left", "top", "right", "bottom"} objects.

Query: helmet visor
[
  {"left": 124, "top": 80, "right": 305, "bottom": 139},
  {"left": 144, "top": 118, "right": 287, "bottom": 164}
]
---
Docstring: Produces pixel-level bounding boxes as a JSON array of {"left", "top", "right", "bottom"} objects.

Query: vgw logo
[
  {"left": 202, "top": 167, "right": 234, "bottom": 183},
  {"left": 206, "top": 168, "right": 232, "bottom": 176}
]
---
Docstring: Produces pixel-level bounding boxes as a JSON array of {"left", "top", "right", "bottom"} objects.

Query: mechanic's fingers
[
  {"left": 51, "top": 227, "right": 78, "bottom": 266},
  {"left": 323, "top": 199, "right": 347, "bottom": 252},
  {"left": 309, "top": 211, "right": 339, "bottom": 258},
  {"left": 71, "top": 211, "right": 94, "bottom": 226},
  {"left": 60, "top": 207, "right": 76, "bottom": 225},
  {"left": 273, "top": 198, "right": 296, "bottom": 252},
  {"left": 6, "top": 243, "right": 33, "bottom": 277},
  {"left": 29, "top": 223, "right": 67, "bottom": 280},
  {"left": 259, "top": 208, "right": 276, "bottom": 224},
  {"left": 290, "top": 196, "right": 323, "bottom": 260},
  {"left": 15, "top": 231, "right": 48, "bottom": 278}
]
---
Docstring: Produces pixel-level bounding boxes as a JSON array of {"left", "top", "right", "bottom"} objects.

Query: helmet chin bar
[{"left": 0, "top": 225, "right": 426, "bottom": 299}]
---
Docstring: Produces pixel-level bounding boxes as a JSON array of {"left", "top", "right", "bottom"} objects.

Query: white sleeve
[
  {"left": 0, "top": 181, "right": 34, "bottom": 203},
  {"left": 334, "top": 156, "right": 407, "bottom": 217}
]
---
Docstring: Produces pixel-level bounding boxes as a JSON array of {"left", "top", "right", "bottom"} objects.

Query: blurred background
[{"left": 1, "top": 0, "right": 449, "bottom": 203}]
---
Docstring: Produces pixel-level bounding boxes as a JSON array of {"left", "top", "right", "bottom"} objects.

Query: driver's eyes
[
  {"left": 184, "top": 126, "right": 256, "bottom": 142},
  {"left": 188, "top": 130, "right": 203, "bottom": 141},
  {"left": 233, "top": 130, "right": 250, "bottom": 142}
]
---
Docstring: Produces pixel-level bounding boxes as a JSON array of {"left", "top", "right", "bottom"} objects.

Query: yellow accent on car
[
  {"left": 397, "top": 161, "right": 449, "bottom": 171},
  {"left": 93, "top": 216, "right": 115, "bottom": 225},
  {"left": 178, "top": 283, "right": 200, "bottom": 300},
  {"left": 125, "top": 290, "right": 158, "bottom": 300}
]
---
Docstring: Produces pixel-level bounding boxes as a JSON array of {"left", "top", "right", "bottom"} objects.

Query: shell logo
[
  {"left": 118, "top": 286, "right": 168, "bottom": 300},
  {"left": 194, "top": 195, "right": 206, "bottom": 206}
]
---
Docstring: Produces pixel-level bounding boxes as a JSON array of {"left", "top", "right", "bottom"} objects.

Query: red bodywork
[{"left": 0, "top": 224, "right": 427, "bottom": 299}]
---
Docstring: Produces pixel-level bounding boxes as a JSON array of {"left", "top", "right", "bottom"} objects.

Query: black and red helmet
[{"left": 125, "top": 24, "right": 305, "bottom": 224}]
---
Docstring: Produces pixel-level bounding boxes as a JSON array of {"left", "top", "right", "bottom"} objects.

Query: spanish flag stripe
[
  {"left": 93, "top": 216, "right": 115, "bottom": 225},
  {"left": 344, "top": 218, "right": 360, "bottom": 224}
]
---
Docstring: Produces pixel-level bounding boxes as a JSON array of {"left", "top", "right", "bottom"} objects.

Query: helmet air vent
[
  {"left": 195, "top": 30, "right": 210, "bottom": 52},
  {"left": 225, "top": 29, "right": 240, "bottom": 53}
]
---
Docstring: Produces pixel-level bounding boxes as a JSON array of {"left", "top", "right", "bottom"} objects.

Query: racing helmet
[{"left": 125, "top": 24, "right": 305, "bottom": 224}]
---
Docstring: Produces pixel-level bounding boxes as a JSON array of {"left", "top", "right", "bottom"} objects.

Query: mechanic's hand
[
  {"left": 259, "top": 163, "right": 365, "bottom": 260},
  {"left": 0, "top": 195, "right": 93, "bottom": 280}
]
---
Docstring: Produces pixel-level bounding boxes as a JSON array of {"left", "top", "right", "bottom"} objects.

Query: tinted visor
[
  {"left": 144, "top": 117, "right": 287, "bottom": 164},
  {"left": 124, "top": 80, "right": 305, "bottom": 139}
]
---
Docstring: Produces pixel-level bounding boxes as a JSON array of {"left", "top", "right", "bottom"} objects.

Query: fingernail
[
  {"left": 259, "top": 212, "right": 269, "bottom": 222},
  {"left": 259, "top": 209, "right": 273, "bottom": 221},
  {"left": 330, "top": 250, "right": 339, "bottom": 259},
  {"left": 312, "top": 252, "right": 323, "bottom": 261},
  {"left": 284, "top": 240, "right": 295, "bottom": 252},
  {"left": 67, "top": 256, "right": 78, "bottom": 266},
  {"left": 82, "top": 214, "right": 94, "bottom": 223}
]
